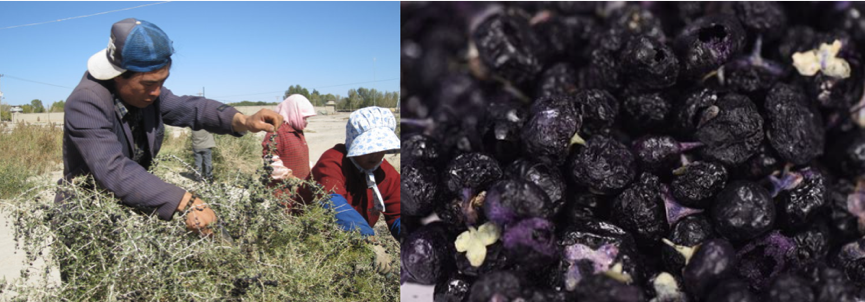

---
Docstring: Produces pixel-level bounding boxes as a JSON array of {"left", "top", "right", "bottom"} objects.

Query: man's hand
[
  {"left": 177, "top": 193, "right": 217, "bottom": 237},
  {"left": 232, "top": 109, "right": 283, "bottom": 133}
]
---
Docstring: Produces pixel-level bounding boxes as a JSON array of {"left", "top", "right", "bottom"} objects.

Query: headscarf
[
  {"left": 276, "top": 94, "right": 316, "bottom": 131},
  {"left": 344, "top": 107, "right": 400, "bottom": 212}
]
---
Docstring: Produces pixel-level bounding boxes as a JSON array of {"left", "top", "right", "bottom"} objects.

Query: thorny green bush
[{"left": 0, "top": 133, "right": 400, "bottom": 301}]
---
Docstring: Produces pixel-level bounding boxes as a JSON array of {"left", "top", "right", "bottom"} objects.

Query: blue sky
[{"left": 0, "top": 1, "right": 399, "bottom": 106}]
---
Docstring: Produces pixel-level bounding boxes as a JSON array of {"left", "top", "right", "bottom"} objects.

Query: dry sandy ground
[{"left": 0, "top": 111, "right": 400, "bottom": 298}]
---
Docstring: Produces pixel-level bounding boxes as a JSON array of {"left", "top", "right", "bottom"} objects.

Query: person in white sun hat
[{"left": 299, "top": 106, "right": 401, "bottom": 273}]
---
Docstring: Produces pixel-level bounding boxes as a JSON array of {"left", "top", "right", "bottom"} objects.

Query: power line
[
  {"left": 0, "top": 2, "right": 172, "bottom": 30},
  {"left": 4, "top": 75, "right": 73, "bottom": 89}
]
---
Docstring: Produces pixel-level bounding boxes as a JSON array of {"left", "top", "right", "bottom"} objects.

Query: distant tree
[
  {"left": 30, "top": 99, "right": 45, "bottom": 113},
  {"left": 50, "top": 100, "right": 65, "bottom": 112},
  {"left": 0, "top": 104, "right": 10, "bottom": 121},
  {"left": 21, "top": 104, "right": 33, "bottom": 113}
]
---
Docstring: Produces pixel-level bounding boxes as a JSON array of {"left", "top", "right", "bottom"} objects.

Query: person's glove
[
  {"left": 183, "top": 196, "right": 217, "bottom": 237},
  {"left": 371, "top": 244, "right": 393, "bottom": 274}
]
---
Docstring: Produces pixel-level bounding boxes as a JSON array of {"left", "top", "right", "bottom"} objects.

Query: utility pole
[
  {"left": 373, "top": 57, "right": 376, "bottom": 107},
  {"left": 0, "top": 74, "right": 5, "bottom": 121}
]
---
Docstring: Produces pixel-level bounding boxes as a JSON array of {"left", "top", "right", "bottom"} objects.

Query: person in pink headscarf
[{"left": 262, "top": 94, "right": 317, "bottom": 199}]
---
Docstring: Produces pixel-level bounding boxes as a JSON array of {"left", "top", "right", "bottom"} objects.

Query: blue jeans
[{"left": 193, "top": 148, "right": 213, "bottom": 181}]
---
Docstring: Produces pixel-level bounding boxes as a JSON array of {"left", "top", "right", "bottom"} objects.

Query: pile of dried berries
[{"left": 401, "top": 2, "right": 865, "bottom": 301}]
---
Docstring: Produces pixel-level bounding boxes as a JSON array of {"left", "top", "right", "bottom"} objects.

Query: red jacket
[{"left": 302, "top": 144, "right": 400, "bottom": 229}]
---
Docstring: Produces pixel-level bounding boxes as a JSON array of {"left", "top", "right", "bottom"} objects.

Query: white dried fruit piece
[
  {"left": 792, "top": 40, "right": 851, "bottom": 79},
  {"left": 662, "top": 238, "right": 698, "bottom": 266},
  {"left": 454, "top": 222, "right": 501, "bottom": 267},
  {"left": 650, "top": 272, "right": 684, "bottom": 302}
]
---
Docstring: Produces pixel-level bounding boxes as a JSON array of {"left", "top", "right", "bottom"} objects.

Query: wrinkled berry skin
[
  {"left": 567, "top": 136, "right": 637, "bottom": 195},
  {"left": 573, "top": 89, "right": 619, "bottom": 137},
  {"left": 506, "top": 159, "right": 565, "bottom": 215},
  {"left": 620, "top": 35, "right": 679, "bottom": 90},
  {"left": 683, "top": 238, "right": 738, "bottom": 299},
  {"left": 632, "top": 135, "right": 686, "bottom": 175},
  {"left": 468, "top": 270, "right": 526, "bottom": 302},
  {"left": 764, "top": 83, "right": 824, "bottom": 165},
  {"left": 776, "top": 171, "right": 826, "bottom": 231},
  {"left": 473, "top": 14, "right": 543, "bottom": 85},
  {"left": 706, "top": 278, "right": 758, "bottom": 302},
  {"left": 522, "top": 95, "right": 582, "bottom": 166},
  {"left": 611, "top": 173, "right": 669, "bottom": 250},
  {"left": 571, "top": 274, "right": 645, "bottom": 302},
  {"left": 623, "top": 92, "right": 672, "bottom": 133},
  {"left": 671, "top": 161, "right": 728, "bottom": 209},
  {"left": 482, "top": 95, "right": 527, "bottom": 165},
  {"left": 483, "top": 179, "right": 554, "bottom": 227},
  {"left": 443, "top": 152, "right": 503, "bottom": 195},
  {"left": 555, "top": 217, "right": 644, "bottom": 289},
  {"left": 767, "top": 273, "right": 815, "bottom": 302},
  {"left": 401, "top": 223, "right": 455, "bottom": 285},
  {"left": 403, "top": 134, "right": 444, "bottom": 167},
  {"left": 536, "top": 63, "right": 578, "bottom": 99},
  {"left": 710, "top": 181, "right": 775, "bottom": 242},
  {"left": 673, "top": 88, "right": 720, "bottom": 138},
  {"left": 661, "top": 214, "right": 715, "bottom": 274},
  {"left": 695, "top": 93, "right": 764, "bottom": 166},
  {"left": 402, "top": 163, "right": 441, "bottom": 217},
  {"left": 733, "top": 2, "right": 787, "bottom": 41},
  {"left": 674, "top": 14, "right": 746, "bottom": 79},
  {"left": 792, "top": 219, "right": 831, "bottom": 267}
]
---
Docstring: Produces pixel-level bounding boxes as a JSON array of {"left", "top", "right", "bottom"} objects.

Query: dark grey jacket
[{"left": 56, "top": 72, "right": 241, "bottom": 220}]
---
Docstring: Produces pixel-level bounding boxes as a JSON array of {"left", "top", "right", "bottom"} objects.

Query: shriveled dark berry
[
  {"left": 661, "top": 214, "right": 715, "bottom": 274},
  {"left": 623, "top": 92, "right": 672, "bottom": 132},
  {"left": 506, "top": 159, "right": 565, "bottom": 215},
  {"left": 775, "top": 170, "right": 826, "bottom": 231},
  {"left": 607, "top": 4, "right": 666, "bottom": 41},
  {"left": 573, "top": 89, "right": 619, "bottom": 137},
  {"left": 473, "top": 14, "right": 543, "bottom": 85},
  {"left": 764, "top": 83, "right": 825, "bottom": 165},
  {"left": 827, "top": 129, "right": 865, "bottom": 178},
  {"left": 683, "top": 238, "right": 737, "bottom": 299},
  {"left": 401, "top": 223, "right": 455, "bottom": 285},
  {"left": 766, "top": 273, "right": 815, "bottom": 302},
  {"left": 435, "top": 273, "right": 475, "bottom": 302},
  {"left": 792, "top": 219, "right": 831, "bottom": 267},
  {"left": 501, "top": 218, "right": 557, "bottom": 269},
  {"left": 710, "top": 180, "right": 775, "bottom": 241},
  {"left": 671, "top": 161, "right": 727, "bottom": 209},
  {"left": 706, "top": 278, "right": 758, "bottom": 302},
  {"left": 632, "top": 135, "right": 702, "bottom": 175},
  {"left": 672, "top": 88, "right": 721, "bottom": 138},
  {"left": 468, "top": 270, "right": 526, "bottom": 302},
  {"left": 483, "top": 178, "right": 553, "bottom": 227},
  {"left": 572, "top": 274, "right": 645, "bottom": 302},
  {"left": 566, "top": 135, "right": 637, "bottom": 195},
  {"left": 443, "top": 152, "right": 503, "bottom": 196},
  {"left": 535, "top": 62, "right": 578, "bottom": 99},
  {"left": 694, "top": 93, "right": 764, "bottom": 166},
  {"left": 674, "top": 14, "right": 747, "bottom": 79},
  {"left": 620, "top": 35, "right": 679, "bottom": 90},
  {"left": 402, "top": 163, "right": 441, "bottom": 217},
  {"left": 522, "top": 95, "right": 582, "bottom": 166},
  {"left": 481, "top": 94, "right": 527, "bottom": 164},
  {"left": 610, "top": 173, "right": 669, "bottom": 250},
  {"left": 403, "top": 134, "right": 444, "bottom": 167},
  {"left": 732, "top": 2, "right": 787, "bottom": 41}
]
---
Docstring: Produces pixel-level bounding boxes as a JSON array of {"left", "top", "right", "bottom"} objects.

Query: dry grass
[{"left": 0, "top": 122, "right": 63, "bottom": 199}]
